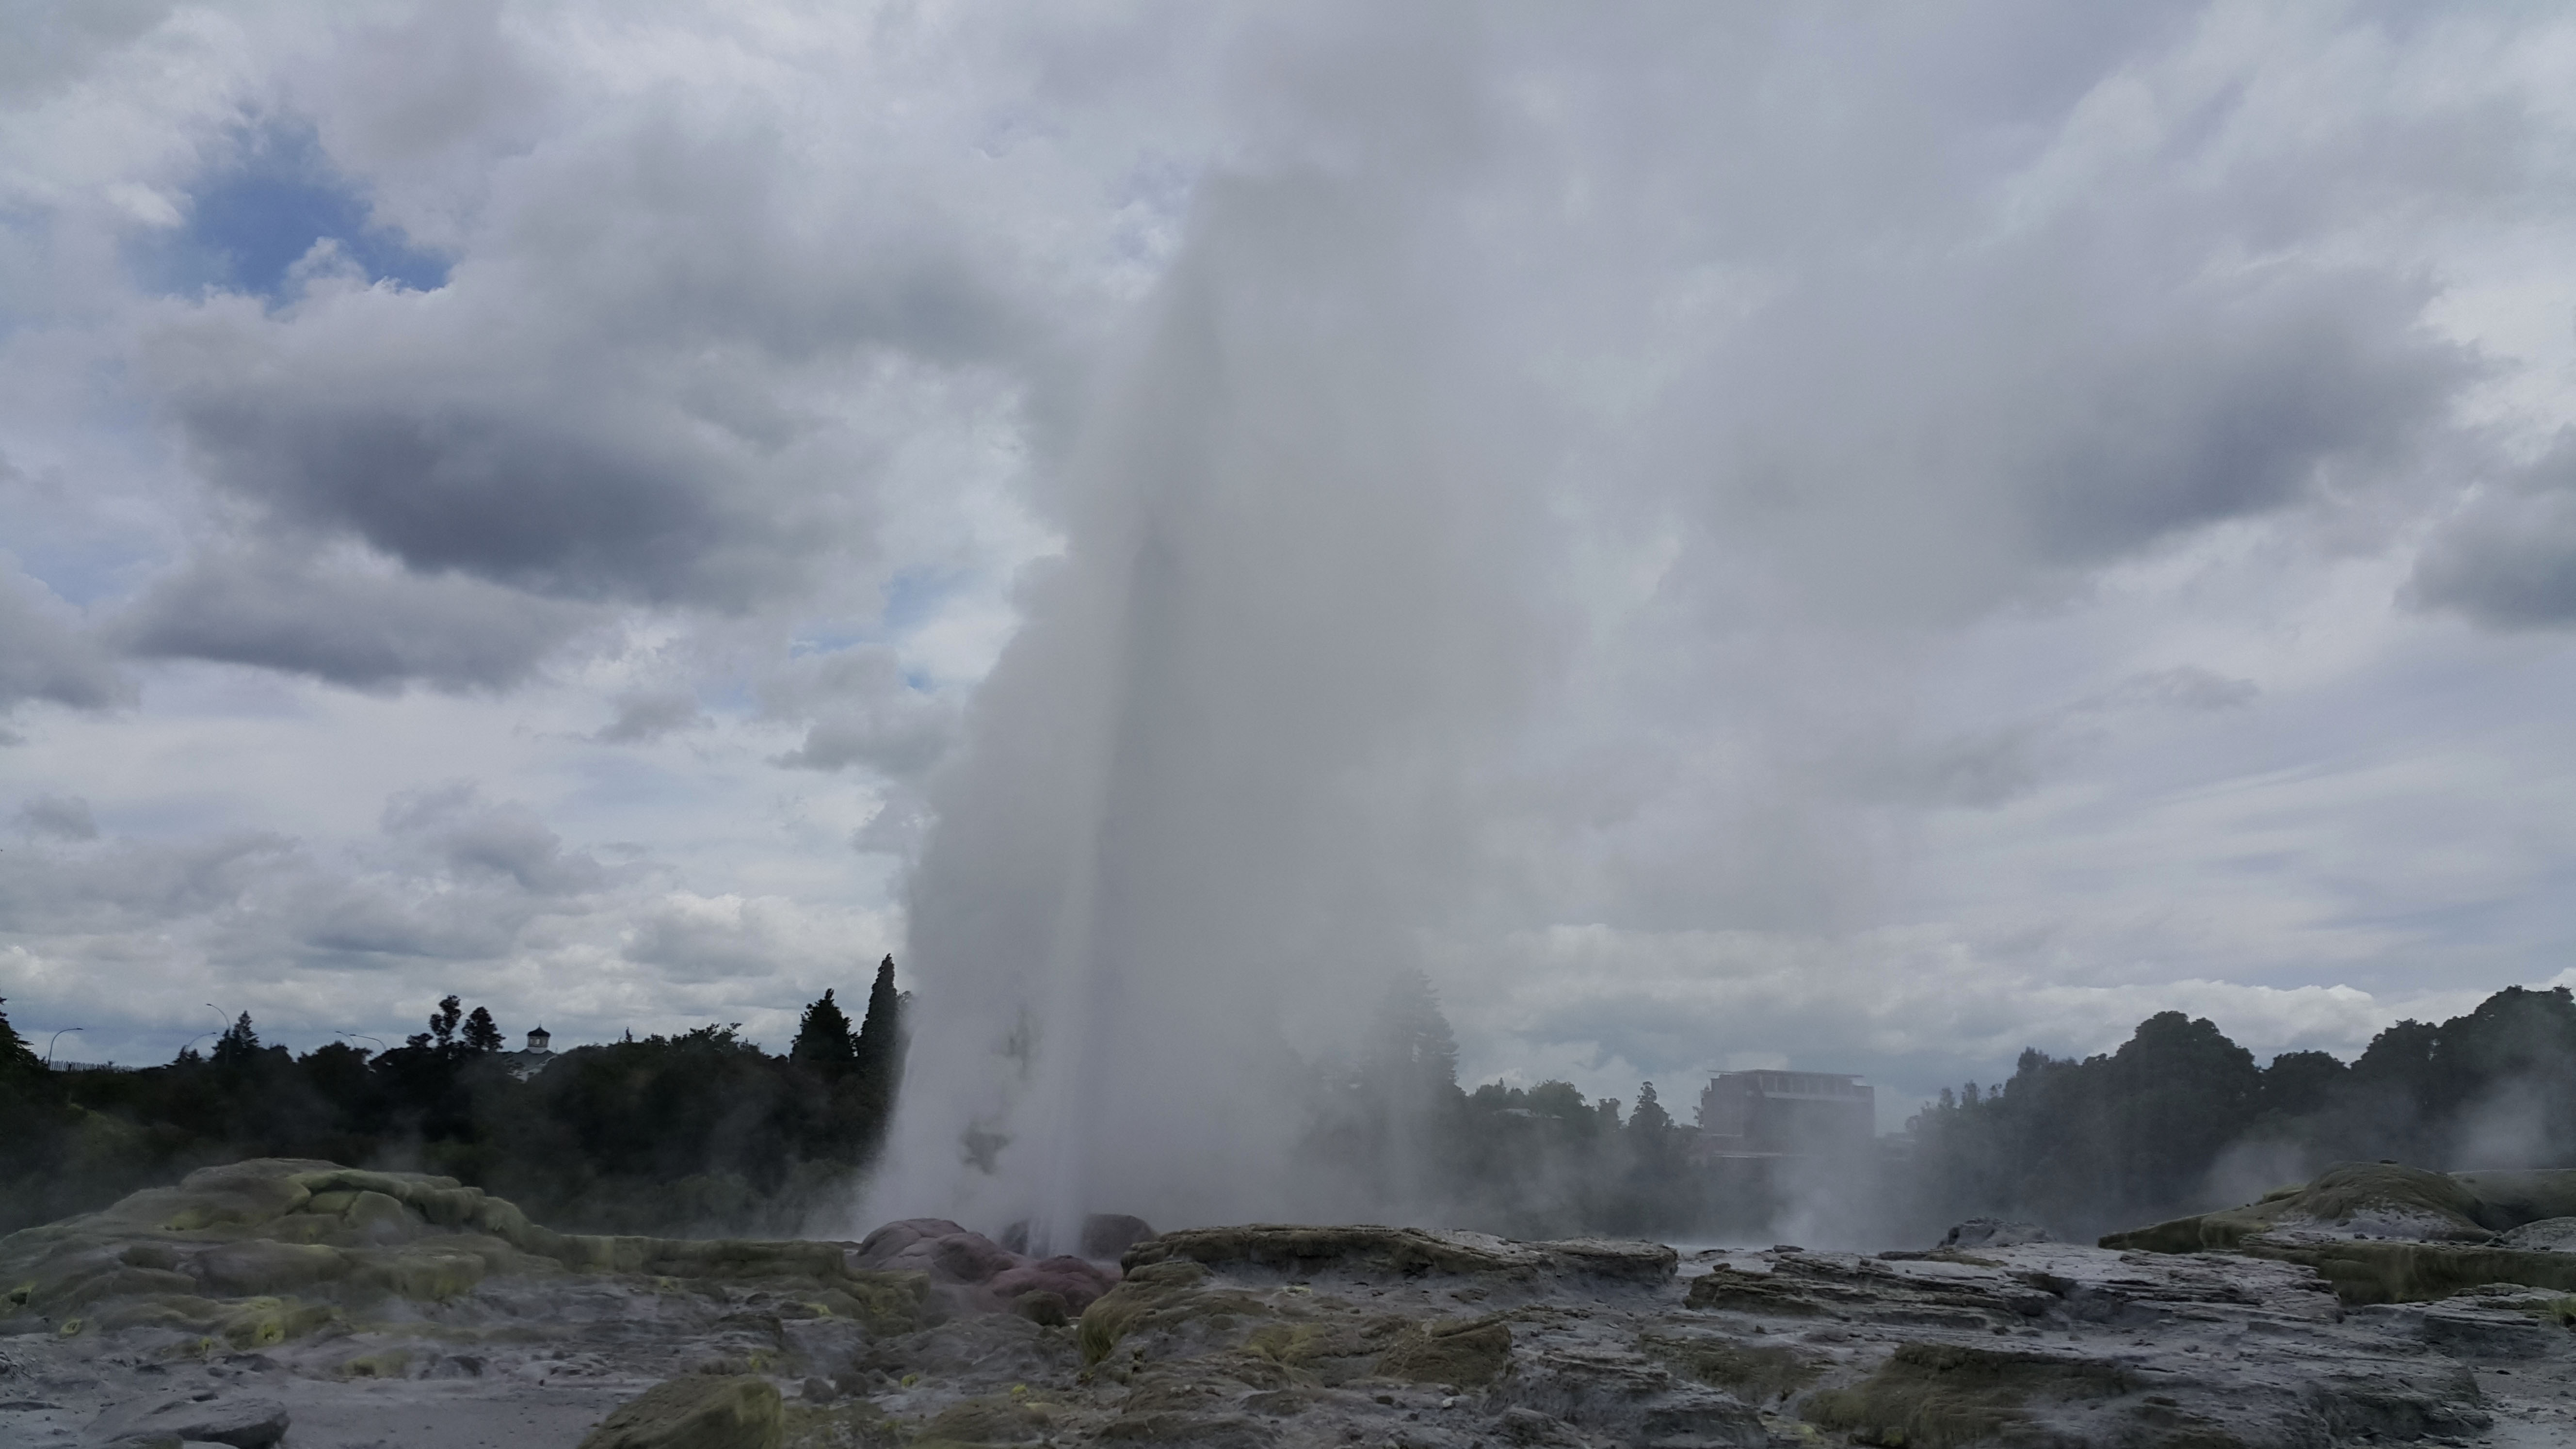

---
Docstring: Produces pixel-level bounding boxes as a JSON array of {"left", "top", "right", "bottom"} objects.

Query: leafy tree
[
  {"left": 428, "top": 995, "right": 464, "bottom": 1052},
  {"left": 211, "top": 1013, "right": 262, "bottom": 1069},
  {"left": 1630, "top": 1080, "right": 1674, "bottom": 1138},
  {"left": 0, "top": 997, "right": 40, "bottom": 1082},
  {"left": 2102, "top": 1011, "right": 2260, "bottom": 1206},
  {"left": 462, "top": 1007, "right": 505, "bottom": 1055},
  {"left": 791, "top": 988, "right": 857, "bottom": 1074},
  {"left": 2256, "top": 1050, "right": 2347, "bottom": 1121},
  {"left": 1526, "top": 1080, "right": 1598, "bottom": 1125}
]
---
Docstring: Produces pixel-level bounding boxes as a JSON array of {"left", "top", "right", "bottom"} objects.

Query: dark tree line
[
  {"left": 1302, "top": 976, "right": 2576, "bottom": 1246},
  {"left": 1903, "top": 986, "right": 2576, "bottom": 1240},
  {"left": 0, "top": 961, "right": 907, "bottom": 1238},
  {"left": 17, "top": 966, "right": 2576, "bottom": 1247}
]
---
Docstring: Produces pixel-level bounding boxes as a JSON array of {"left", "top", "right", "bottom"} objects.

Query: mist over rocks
[{"left": 19, "top": 1156, "right": 2576, "bottom": 1446}]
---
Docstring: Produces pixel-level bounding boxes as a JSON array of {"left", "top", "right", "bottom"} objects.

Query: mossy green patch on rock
[
  {"left": 1078, "top": 1259, "right": 1213, "bottom": 1365},
  {"left": 193, "top": 1239, "right": 348, "bottom": 1295},
  {"left": 0, "top": 1158, "right": 929, "bottom": 1340},
  {"left": 2102, "top": 1161, "right": 2516, "bottom": 1253},
  {"left": 1124, "top": 1224, "right": 1674, "bottom": 1285},
  {"left": 31, "top": 1263, "right": 196, "bottom": 1314},
  {"left": 2100, "top": 1161, "right": 2576, "bottom": 1304},
  {"left": 1373, "top": 1314, "right": 1511, "bottom": 1388},
  {"left": 580, "top": 1372, "right": 783, "bottom": 1449},
  {"left": 346, "top": 1244, "right": 495, "bottom": 1302},
  {"left": 78, "top": 1288, "right": 339, "bottom": 1347},
  {"left": 1641, "top": 1329, "right": 1822, "bottom": 1403},
  {"left": 1096, "top": 1373, "right": 1281, "bottom": 1448},
  {"left": 916, "top": 1394, "right": 1053, "bottom": 1445},
  {"left": 339, "top": 1347, "right": 413, "bottom": 1379},
  {"left": 1802, "top": 1342, "right": 2137, "bottom": 1449},
  {"left": 1240, "top": 1315, "right": 1407, "bottom": 1383},
  {"left": 779, "top": 1399, "right": 903, "bottom": 1449},
  {"left": 2238, "top": 1239, "right": 2576, "bottom": 1305}
]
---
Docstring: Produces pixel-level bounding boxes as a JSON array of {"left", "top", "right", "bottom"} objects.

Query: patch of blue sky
[
  {"left": 137, "top": 116, "right": 447, "bottom": 301},
  {"left": 691, "top": 680, "right": 760, "bottom": 717},
  {"left": 7, "top": 539, "right": 152, "bottom": 611},
  {"left": 788, "top": 567, "right": 972, "bottom": 673},
  {"left": 786, "top": 630, "right": 868, "bottom": 659},
  {"left": 880, "top": 567, "right": 969, "bottom": 634}
]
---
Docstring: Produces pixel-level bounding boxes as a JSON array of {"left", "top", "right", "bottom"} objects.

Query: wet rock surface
[{"left": 11, "top": 1160, "right": 2576, "bottom": 1445}]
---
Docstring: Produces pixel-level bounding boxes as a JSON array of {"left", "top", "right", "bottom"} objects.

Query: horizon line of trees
[
  {"left": 13, "top": 964, "right": 2576, "bottom": 1248},
  {"left": 1904, "top": 984, "right": 2576, "bottom": 1239},
  {"left": 0, "top": 956, "right": 908, "bottom": 1239},
  {"left": 1297, "top": 974, "right": 2576, "bottom": 1245}
]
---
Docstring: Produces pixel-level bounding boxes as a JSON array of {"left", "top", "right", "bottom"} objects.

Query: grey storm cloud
[
  {"left": 113, "top": 43, "right": 1074, "bottom": 694},
  {"left": 116, "top": 546, "right": 595, "bottom": 691},
  {"left": 622, "top": 898, "right": 799, "bottom": 983},
  {"left": 138, "top": 122, "right": 1049, "bottom": 611},
  {"left": 765, "top": 646, "right": 959, "bottom": 778},
  {"left": 1649, "top": 216, "right": 2477, "bottom": 631},
  {"left": 15, "top": 794, "right": 99, "bottom": 841},
  {"left": 381, "top": 784, "right": 607, "bottom": 898},
  {"left": 2410, "top": 434, "right": 2576, "bottom": 629},
  {"left": 592, "top": 690, "right": 710, "bottom": 745},
  {"left": 0, "top": 564, "right": 131, "bottom": 720},
  {"left": 250, "top": 874, "right": 530, "bottom": 967},
  {"left": 1852, "top": 668, "right": 2262, "bottom": 811},
  {"left": 0, "top": 786, "right": 616, "bottom": 1008},
  {"left": 0, "top": 832, "right": 299, "bottom": 938}
]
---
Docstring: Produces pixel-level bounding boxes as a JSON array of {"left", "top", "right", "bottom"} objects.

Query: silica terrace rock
[{"left": 6, "top": 1159, "right": 2576, "bottom": 1445}]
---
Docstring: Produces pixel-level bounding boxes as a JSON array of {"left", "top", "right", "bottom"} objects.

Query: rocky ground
[{"left": 8, "top": 1159, "right": 2576, "bottom": 1447}]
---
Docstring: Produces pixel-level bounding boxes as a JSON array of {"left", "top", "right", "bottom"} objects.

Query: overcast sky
[{"left": 6, "top": 1, "right": 2576, "bottom": 1132}]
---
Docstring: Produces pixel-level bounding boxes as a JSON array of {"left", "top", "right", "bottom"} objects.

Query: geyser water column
[{"left": 875, "top": 170, "right": 1542, "bottom": 1246}]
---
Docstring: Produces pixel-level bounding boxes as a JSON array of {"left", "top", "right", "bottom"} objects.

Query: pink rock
[
  {"left": 853, "top": 1218, "right": 972, "bottom": 1271},
  {"left": 987, "top": 1255, "right": 1119, "bottom": 1314},
  {"left": 853, "top": 1218, "right": 1123, "bottom": 1319}
]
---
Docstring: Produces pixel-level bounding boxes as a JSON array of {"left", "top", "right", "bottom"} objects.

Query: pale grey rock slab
[
  {"left": 2496, "top": 1213, "right": 2576, "bottom": 1251},
  {"left": 88, "top": 1393, "right": 288, "bottom": 1448}
]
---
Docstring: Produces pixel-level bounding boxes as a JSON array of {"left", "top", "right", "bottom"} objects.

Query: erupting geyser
[{"left": 871, "top": 171, "right": 1542, "bottom": 1246}]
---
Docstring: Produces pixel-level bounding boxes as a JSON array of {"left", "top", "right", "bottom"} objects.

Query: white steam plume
[{"left": 875, "top": 166, "right": 1543, "bottom": 1243}]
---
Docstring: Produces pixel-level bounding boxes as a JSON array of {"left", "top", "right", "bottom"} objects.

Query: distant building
[
  {"left": 499, "top": 1026, "right": 557, "bottom": 1080},
  {"left": 1693, "top": 1070, "right": 1874, "bottom": 1159}
]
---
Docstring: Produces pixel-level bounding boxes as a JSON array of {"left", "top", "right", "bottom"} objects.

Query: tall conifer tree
[
  {"left": 852, "top": 955, "right": 904, "bottom": 1107},
  {"left": 792, "top": 989, "right": 857, "bottom": 1073}
]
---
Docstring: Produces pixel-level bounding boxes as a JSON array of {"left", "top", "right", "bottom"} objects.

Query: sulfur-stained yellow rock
[
  {"left": 0, "top": 1158, "right": 929, "bottom": 1349},
  {"left": 578, "top": 1373, "right": 782, "bottom": 1449}
]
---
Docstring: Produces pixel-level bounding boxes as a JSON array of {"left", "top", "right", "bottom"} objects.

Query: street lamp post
[{"left": 44, "top": 1027, "right": 82, "bottom": 1068}]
